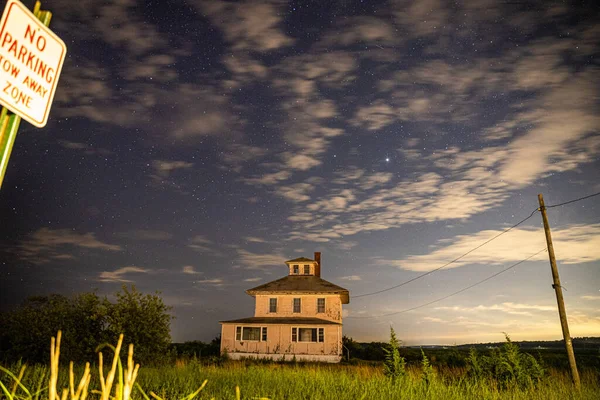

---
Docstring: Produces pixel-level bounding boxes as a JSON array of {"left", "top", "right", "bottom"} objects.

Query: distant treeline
[
  {"left": 455, "top": 337, "right": 600, "bottom": 350},
  {"left": 342, "top": 336, "right": 600, "bottom": 370},
  {"left": 169, "top": 338, "right": 222, "bottom": 359}
]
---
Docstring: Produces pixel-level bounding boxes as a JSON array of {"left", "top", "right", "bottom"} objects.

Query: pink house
[{"left": 220, "top": 252, "right": 350, "bottom": 362}]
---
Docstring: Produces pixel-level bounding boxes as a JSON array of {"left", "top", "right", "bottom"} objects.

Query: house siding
[
  {"left": 254, "top": 295, "right": 342, "bottom": 322},
  {"left": 220, "top": 323, "right": 341, "bottom": 361}
]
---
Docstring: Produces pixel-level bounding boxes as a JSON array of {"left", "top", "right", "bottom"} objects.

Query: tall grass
[{"left": 1, "top": 332, "right": 598, "bottom": 400}]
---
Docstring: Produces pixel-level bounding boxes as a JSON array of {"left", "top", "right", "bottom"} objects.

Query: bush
[
  {"left": 0, "top": 285, "right": 173, "bottom": 365},
  {"left": 421, "top": 349, "right": 435, "bottom": 385},
  {"left": 467, "top": 333, "right": 545, "bottom": 389},
  {"left": 382, "top": 327, "right": 406, "bottom": 379}
]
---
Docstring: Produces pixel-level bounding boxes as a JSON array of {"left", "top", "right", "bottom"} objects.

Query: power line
[
  {"left": 352, "top": 208, "right": 539, "bottom": 299},
  {"left": 546, "top": 191, "right": 600, "bottom": 208},
  {"left": 347, "top": 248, "right": 547, "bottom": 319}
]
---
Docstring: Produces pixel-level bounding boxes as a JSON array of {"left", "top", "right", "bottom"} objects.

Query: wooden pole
[{"left": 538, "top": 193, "right": 580, "bottom": 389}]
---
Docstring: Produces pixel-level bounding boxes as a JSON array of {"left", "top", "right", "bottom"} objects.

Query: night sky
[{"left": 1, "top": 0, "right": 599, "bottom": 345}]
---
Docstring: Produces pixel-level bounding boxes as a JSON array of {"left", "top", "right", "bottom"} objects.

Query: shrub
[
  {"left": 467, "top": 333, "right": 545, "bottom": 389},
  {"left": 421, "top": 349, "right": 435, "bottom": 385},
  {"left": 382, "top": 327, "right": 406, "bottom": 379}
]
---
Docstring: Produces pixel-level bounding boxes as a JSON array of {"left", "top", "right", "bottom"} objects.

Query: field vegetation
[
  {"left": 1, "top": 290, "right": 598, "bottom": 399},
  {"left": 1, "top": 330, "right": 599, "bottom": 400}
]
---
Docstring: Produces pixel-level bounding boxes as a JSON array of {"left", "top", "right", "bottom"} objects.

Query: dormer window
[
  {"left": 303, "top": 265, "right": 310, "bottom": 275},
  {"left": 293, "top": 265, "right": 299, "bottom": 274}
]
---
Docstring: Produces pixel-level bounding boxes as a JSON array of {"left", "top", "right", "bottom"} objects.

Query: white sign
[{"left": 0, "top": 0, "right": 66, "bottom": 128}]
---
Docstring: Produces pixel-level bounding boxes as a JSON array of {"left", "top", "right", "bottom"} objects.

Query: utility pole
[{"left": 538, "top": 193, "right": 580, "bottom": 389}]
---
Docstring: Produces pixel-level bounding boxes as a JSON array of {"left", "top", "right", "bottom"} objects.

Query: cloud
[
  {"left": 58, "top": 140, "right": 113, "bottom": 156},
  {"left": 435, "top": 303, "right": 556, "bottom": 317},
  {"left": 392, "top": 0, "right": 450, "bottom": 37},
  {"left": 351, "top": 101, "right": 397, "bottom": 131},
  {"left": 284, "top": 73, "right": 599, "bottom": 242},
  {"left": 284, "top": 154, "right": 322, "bottom": 171},
  {"left": 360, "top": 173, "right": 393, "bottom": 190},
  {"left": 221, "top": 144, "right": 269, "bottom": 171},
  {"left": 17, "top": 228, "right": 121, "bottom": 264},
  {"left": 187, "top": 236, "right": 216, "bottom": 253},
  {"left": 198, "top": 0, "right": 293, "bottom": 52},
  {"left": 152, "top": 160, "right": 194, "bottom": 178},
  {"left": 244, "top": 171, "right": 291, "bottom": 186},
  {"left": 182, "top": 266, "right": 201, "bottom": 275},
  {"left": 194, "top": 278, "right": 226, "bottom": 287},
  {"left": 244, "top": 237, "right": 267, "bottom": 243},
  {"left": 275, "top": 183, "right": 316, "bottom": 203},
  {"left": 56, "top": 48, "right": 235, "bottom": 141},
  {"left": 337, "top": 241, "right": 358, "bottom": 250},
  {"left": 581, "top": 296, "right": 600, "bottom": 301},
  {"left": 147, "top": 160, "right": 196, "bottom": 194},
  {"left": 99, "top": 266, "right": 149, "bottom": 283},
  {"left": 422, "top": 317, "right": 444, "bottom": 323},
  {"left": 496, "top": 72, "right": 600, "bottom": 186},
  {"left": 306, "top": 189, "right": 356, "bottom": 212},
  {"left": 237, "top": 249, "right": 286, "bottom": 270},
  {"left": 339, "top": 275, "right": 362, "bottom": 281},
  {"left": 244, "top": 277, "right": 263, "bottom": 282},
  {"left": 322, "top": 17, "right": 398, "bottom": 47},
  {"left": 378, "top": 224, "right": 600, "bottom": 272}
]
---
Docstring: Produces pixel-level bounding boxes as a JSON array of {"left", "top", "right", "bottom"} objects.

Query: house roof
[
  {"left": 246, "top": 276, "right": 350, "bottom": 304},
  {"left": 285, "top": 257, "right": 316, "bottom": 263},
  {"left": 220, "top": 317, "right": 342, "bottom": 325}
]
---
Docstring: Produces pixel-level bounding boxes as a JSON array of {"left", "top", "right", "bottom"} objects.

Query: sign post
[{"left": 0, "top": 0, "right": 66, "bottom": 189}]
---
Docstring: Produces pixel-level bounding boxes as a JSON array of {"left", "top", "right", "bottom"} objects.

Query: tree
[
  {"left": 0, "top": 293, "right": 108, "bottom": 363},
  {"left": 105, "top": 285, "right": 173, "bottom": 364},
  {"left": 342, "top": 335, "right": 358, "bottom": 361},
  {"left": 0, "top": 286, "right": 173, "bottom": 365}
]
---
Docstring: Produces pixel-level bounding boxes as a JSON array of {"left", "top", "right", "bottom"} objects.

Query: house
[{"left": 220, "top": 252, "right": 350, "bottom": 362}]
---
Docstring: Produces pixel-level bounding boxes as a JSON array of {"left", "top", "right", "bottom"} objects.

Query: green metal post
[
  {"left": 0, "top": 111, "right": 22, "bottom": 189},
  {"left": 0, "top": 1, "right": 52, "bottom": 189}
]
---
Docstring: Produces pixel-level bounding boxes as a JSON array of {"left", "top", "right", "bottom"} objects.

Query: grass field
[
  {"left": 1, "top": 333, "right": 598, "bottom": 400},
  {"left": 2, "top": 359, "right": 599, "bottom": 400}
]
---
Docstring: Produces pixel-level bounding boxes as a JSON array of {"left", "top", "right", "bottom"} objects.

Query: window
[
  {"left": 241, "top": 327, "right": 261, "bottom": 341},
  {"left": 269, "top": 298, "right": 277, "bottom": 313},
  {"left": 293, "top": 265, "right": 299, "bottom": 274},
  {"left": 236, "top": 327, "right": 268, "bottom": 341},
  {"left": 291, "top": 327, "right": 324, "bottom": 343},
  {"left": 293, "top": 298, "right": 301, "bottom": 313},
  {"left": 303, "top": 264, "right": 310, "bottom": 274},
  {"left": 317, "top": 298, "right": 325, "bottom": 313}
]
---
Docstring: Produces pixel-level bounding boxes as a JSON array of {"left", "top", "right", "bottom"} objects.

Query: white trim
[
  {"left": 236, "top": 326, "right": 267, "bottom": 342},
  {"left": 291, "top": 326, "right": 324, "bottom": 343}
]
